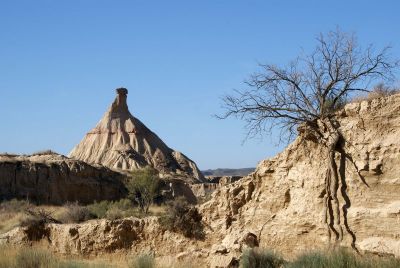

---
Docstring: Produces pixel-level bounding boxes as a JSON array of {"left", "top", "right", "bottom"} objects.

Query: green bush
[
  {"left": 125, "top": 167, "right": 161, "bottom": 214},
  {"left": 111, "top": 198, "right": 133, "bottom": 211},
  {"left": 87, "top": 201, "right": 111, "bottom": 219},
  {"left": 87, "top": 199, "right": 135, "bottom": 220},
  {"left": 159, "top": 198, "right": 204, "bottom": 239},
  {"left": 240, "top": 248, "right": 285, "bottom": 268},
  {"left": 15, "top": 248, "right": 56, "bottom": 268},
  {"left": 128, "top": 253, "right": 155, "bottom": 268}
]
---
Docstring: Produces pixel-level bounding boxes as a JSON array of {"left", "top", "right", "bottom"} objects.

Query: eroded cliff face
[
  {"left": 69, "top": 88, "right": 205, "bottom": 183},
  {"left": 0, "top": 152, "right": 126, "bottom": 204},
  {"left": 201, "top": 93, "right": 400, "bottom": 258},
  {"left": 2, "top": 95, "right": 400, "bottom": 267}
]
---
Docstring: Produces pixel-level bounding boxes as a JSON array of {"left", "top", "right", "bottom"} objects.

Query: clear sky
[{"left": 1, "top": 0, "right": 399, "bottom": 169}]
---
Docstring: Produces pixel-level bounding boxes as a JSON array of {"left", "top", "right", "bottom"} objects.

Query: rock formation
[
  {"left": 0, "top": 152, "right": 126, "bottom": 204},
  {"left": 69, "top": 88, "right": 204, "bottom": 183},
  {"left": 2, "top": 94, "right": 400, "bottom": 266},
  {"left": 201, "top": 93, "right": 400, "bottom": 259}
]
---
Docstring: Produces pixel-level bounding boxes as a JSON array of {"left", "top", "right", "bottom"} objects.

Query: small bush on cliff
[
  {"left": 60, "top": 202, "right": 94, "bottom": 223},
  {"left": 159, "top": 197, "right": 204, "bottom": 239},
  {"left": 126, "top": 167, "right": 161, "bottom": 214}
]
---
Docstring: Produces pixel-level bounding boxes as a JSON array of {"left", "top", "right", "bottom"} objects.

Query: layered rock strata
[
  {"left": 69, "top": 88, "right": 204, "bottom": 183},
  {"left": 0, "top": 152, "right": 126, "bottom": 204}
]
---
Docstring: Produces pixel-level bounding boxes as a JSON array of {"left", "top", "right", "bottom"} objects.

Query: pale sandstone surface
[
  {"left": 69, "top": 88, "right": 205, "bottom": 183},
  {"left": 2, "top": 94, "right": 400, "bottom": 267},
  {"left": 200, "top": 93, "right": 400, "bottom": 259},
  {"left": 0, "top": 152, "right": 126, "bottom": 204}
]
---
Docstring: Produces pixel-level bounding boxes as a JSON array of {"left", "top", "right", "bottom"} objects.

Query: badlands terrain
[{"left": 1, "top": 88, "right": 400, "bottom": 267}]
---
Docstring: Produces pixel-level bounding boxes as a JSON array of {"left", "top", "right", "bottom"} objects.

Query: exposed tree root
[
  {"left": 323, "top": 130, "right": 343, "bottom": 244},
  {"left": 320, "top": 119, "right": 358, "bottom": 251}
]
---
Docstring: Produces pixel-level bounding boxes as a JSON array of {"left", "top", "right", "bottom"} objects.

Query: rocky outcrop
[
  {"left": 191, "top": 177, "right": 243, "bottom": 199},
  {"left": 0, "top": 152, "right": 126, "bottom": 204},
  {"left": 0, "top": 217, "right": 211, "bottom": 267},
  {"left": 69, "top": 88, "right": 205, "bottom": 183},
  {"left": 3, "top": 94, "right": 400, "bottom": 266},
  {"left": 201, "top": 94, "right": 400, "bottom": 259}
]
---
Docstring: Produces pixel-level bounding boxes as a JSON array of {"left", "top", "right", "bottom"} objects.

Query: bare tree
[
  {"left": 219, "top": 29, "right": 399, "bottom": 247},
  {"left": 220, "top": 29, "right": 398, "bottom": 140}
]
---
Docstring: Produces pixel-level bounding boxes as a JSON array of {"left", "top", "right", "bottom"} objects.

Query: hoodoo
[{"left": 69, "top": 88, "right": 204, "bottom": 182}]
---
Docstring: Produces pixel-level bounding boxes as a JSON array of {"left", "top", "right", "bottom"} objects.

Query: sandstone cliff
[
  {"left": 69, "top": 88, "right": 205, "bottom": 183},
  {"left": 201, "top": 93, "right": 400, "bottom": 258},
  {"left": 0, "top": 152, "right": 126, "bottom": 204}
]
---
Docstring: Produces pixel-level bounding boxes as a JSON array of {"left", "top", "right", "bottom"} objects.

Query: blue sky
[{"left": 1, "top": 0, "right": 399, "bottom": 169}]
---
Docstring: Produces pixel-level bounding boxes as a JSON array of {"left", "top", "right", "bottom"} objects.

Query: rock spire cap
[
  {"left": 116, "top": 87, "right": 128, "bottom": 95},
  {"left": 111, "top": 88, "right": 129, "bottom": 114}
]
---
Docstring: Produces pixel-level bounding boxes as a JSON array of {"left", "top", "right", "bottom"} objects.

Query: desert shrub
[
  {"left": 159, "top": 197, "right": 204, "bottom": 239},
  {"left": 87, "top": 201, "right": 111, "bottom": 219},
  {"left": 19, "top": 208, "right": 60, "bottom": 241},
  {"left": 0, "top": 199, "right": 31, "bottom": 213},
  {"left": 240, "top": 248, "right": 285, "bottom": 268},
  {"left": 128, "top": 253, "right": 155, "bottom": 268},
  {"left": 20, "top": 208, "right": 59, "bottom": 227},
  {"left": 87, "top": 199, "right": 135, "bottom": 220},
  {"left": 111, "top": 198, "right": 133, "bottom": 211},
  {"left": 126, "top": 167, "right": 161, "bottom": 214},
  {"left": 60, "top": 202, "right": 94, "bottom": 223},
  {"left": 15, "top": 248, "right": 56, "bottom": 268}
]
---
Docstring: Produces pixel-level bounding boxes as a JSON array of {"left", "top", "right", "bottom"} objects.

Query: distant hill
[{"left": 202, "top": 168, "right": 255, "bottom": 177}]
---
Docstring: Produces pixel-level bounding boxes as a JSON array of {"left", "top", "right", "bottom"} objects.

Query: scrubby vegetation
[
  {"left": 0, "top": 199, "right": 63, "bottom": 235},
  {"left": 125, "top": 167, "right": 161, "bottom": 214},
  {"left": 240, "top": 248, "right": 400, "bottom": 268},
  {"left": 0, "top": 198, "right": 167, "bottom": 238},
  {"left": 159, "top": 197, "right": 204, "bottom": 239},
  {"left": 59, "top": 202, "right": 93, "bottom": 223}
]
